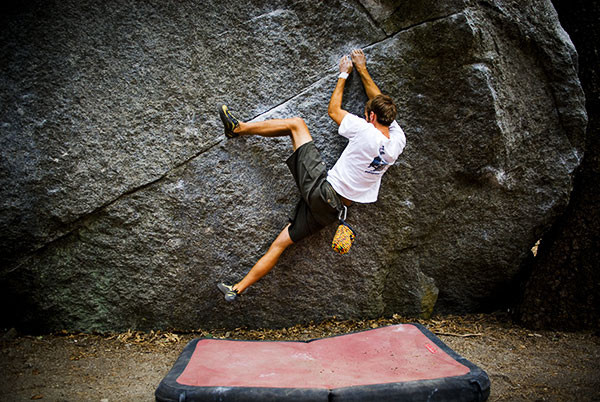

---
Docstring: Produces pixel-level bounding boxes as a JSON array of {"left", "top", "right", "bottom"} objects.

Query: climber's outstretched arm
[
  {"left": 351, "top": 49, "right": 382, "bottom": 100},
  {"left": 328, "top": 55, "right": 352, "bottom": 126}
]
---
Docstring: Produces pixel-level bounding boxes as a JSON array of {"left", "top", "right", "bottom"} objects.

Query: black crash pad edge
[{"left": 155, "top": 323, "right": 490, "bottom": 402}]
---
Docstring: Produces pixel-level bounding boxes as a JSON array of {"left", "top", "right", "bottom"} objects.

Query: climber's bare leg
[
  {"left": 235, "top": 117, "right": 312, "bottom": 151},
  {"left": 233, "top": 224, "right": 294, "bottom": 294}
]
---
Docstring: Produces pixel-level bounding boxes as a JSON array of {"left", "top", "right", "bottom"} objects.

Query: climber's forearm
[
  {"left": 356, "top": 66, "right": 382, "bottom": 100},
  {"left": 329, "top": 55, "right": 352, "bottom": 126},
  {"left": 328, "top": 77, "right": 349, "bottom": 126}
]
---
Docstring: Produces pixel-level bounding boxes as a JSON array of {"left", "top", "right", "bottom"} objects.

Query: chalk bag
[{"left": 331, "top": 206, "right": 356, "bottom": 254}]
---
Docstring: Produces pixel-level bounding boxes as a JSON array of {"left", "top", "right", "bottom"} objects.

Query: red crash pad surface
[{"left": 176, "top": 324, "right": 470, "bottom": 389}]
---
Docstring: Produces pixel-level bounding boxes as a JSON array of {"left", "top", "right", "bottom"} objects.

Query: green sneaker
[
  {"left": 219, "top": 105, "right": 240, "bottom": 138},
  {"left": 217, "top": 282, "right": 239, "bottom": 302}
]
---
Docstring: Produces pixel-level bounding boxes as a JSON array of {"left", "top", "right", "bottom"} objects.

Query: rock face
[
  {"left": 517, "top": 0, "right": 600, "bottom": 330},
  {"left": 0, "top": 0, "right": 586, "bottom": 332}
]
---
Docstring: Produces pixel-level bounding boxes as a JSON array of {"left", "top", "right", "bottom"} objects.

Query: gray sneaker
[{"left": 217, "top": 283, "right": 239, "bottom": 302}]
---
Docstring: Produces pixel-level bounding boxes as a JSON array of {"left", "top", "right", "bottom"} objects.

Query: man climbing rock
[{"left": 217, "top": 49, "right": 406, "bottom": 301}]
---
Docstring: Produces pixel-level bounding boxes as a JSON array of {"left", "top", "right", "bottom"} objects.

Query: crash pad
[{"left": 155, "top": 324, "right": 490, "bottom": 401}]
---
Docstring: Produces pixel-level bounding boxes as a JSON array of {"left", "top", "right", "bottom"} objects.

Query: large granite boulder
[{"left": 0, "top": 0, "right": 586, "bottom": 331}]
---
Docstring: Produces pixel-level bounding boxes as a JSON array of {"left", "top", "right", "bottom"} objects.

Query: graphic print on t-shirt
[{"left": 366, "top": 145, "right": 389, "bottom": 174}]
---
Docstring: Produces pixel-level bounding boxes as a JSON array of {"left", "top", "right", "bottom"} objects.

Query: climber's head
[{"left": 364, "top": 94, "right": 397, "bottom": 126}]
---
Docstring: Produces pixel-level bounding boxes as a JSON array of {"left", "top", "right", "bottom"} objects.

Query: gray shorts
[{"left": 286, "top": 141, "right": 343, "bottom": 242}]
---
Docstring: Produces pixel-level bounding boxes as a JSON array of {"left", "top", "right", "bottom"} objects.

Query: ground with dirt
[{"left": 1, "top": 313, "right": 599, "bottom": 401}]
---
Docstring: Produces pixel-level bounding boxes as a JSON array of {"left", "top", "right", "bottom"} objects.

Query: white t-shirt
[{"left": 327, "top": 113, "right": 406, "bottom": 203}]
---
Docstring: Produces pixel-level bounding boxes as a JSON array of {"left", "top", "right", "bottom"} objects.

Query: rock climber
[{"left": 217, "top": 49, "right": 406, "bottom": 301}]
